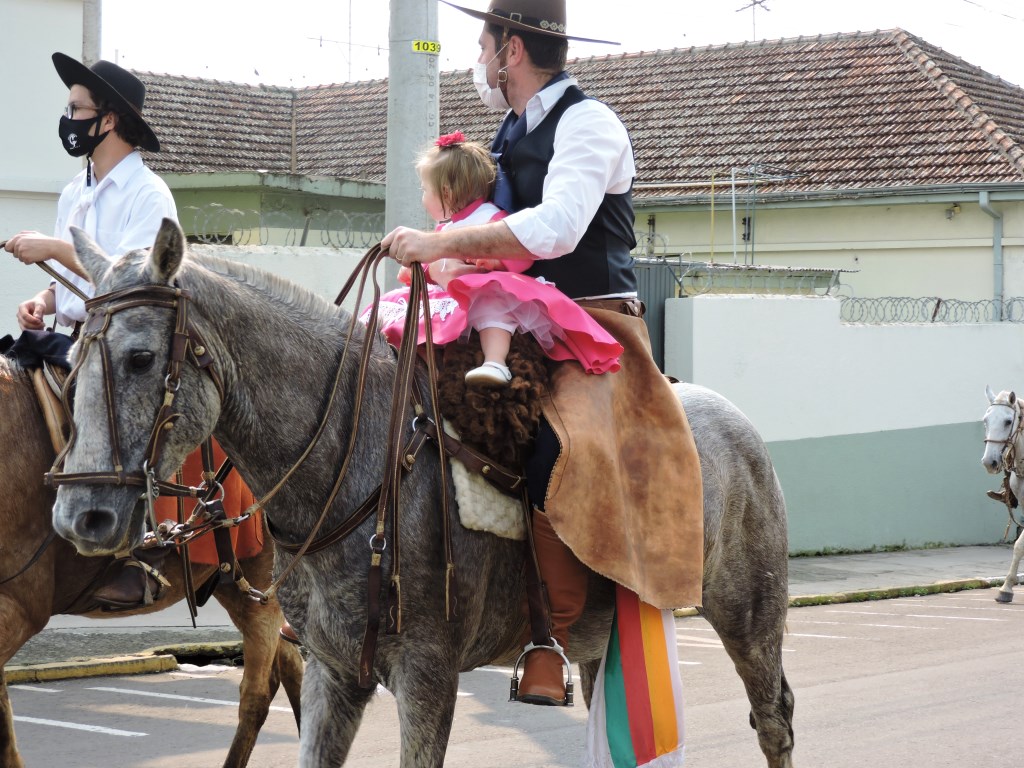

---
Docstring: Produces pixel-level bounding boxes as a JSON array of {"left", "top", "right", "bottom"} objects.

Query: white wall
[
  {"left": 664, "top": 294, "right": 1020, "bottom": 551},
  {"left": 665, "top": 295, "right": 1024, "bottom": 443},
  {"left": 0, "top": 0, "right": 84, "bottom": 238},
  {"left": 191, "top": 244, "right": 369, "bottom": 315},
  {"left": 0, "top": 243, "right": 371, "bottom": 339}
]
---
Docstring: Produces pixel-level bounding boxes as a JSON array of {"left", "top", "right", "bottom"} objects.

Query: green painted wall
[{"left": 769, "top": 421, "right": 1011, "bottom": 554}]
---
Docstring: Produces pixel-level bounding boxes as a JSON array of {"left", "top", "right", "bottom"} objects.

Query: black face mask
[{"left": 58, "top": 114, "right": 109, "bottom": 158}]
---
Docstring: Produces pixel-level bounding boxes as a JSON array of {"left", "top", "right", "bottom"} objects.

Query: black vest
[{"left": 493, "top": 85, "right": 638, "bottom": 299}]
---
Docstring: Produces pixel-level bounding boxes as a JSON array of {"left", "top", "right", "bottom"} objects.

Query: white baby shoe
[{"left": 465, "top": 361, "right": 512, "bottom": 387}]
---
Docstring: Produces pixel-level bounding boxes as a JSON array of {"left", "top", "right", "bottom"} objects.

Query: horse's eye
[
  {"left": 1006, "top": 419, "right": 1013, "bottom": 427},
  {"left": 128, "top": 351, "right": 155, "bottom": 372}
]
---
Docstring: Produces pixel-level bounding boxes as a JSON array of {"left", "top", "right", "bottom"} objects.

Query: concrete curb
[
  {"left": 786, "top": 577, "right": 1005, "bottom": 607},
  {"left": 7, "top": 653, "right": 178, "bottom": 684},
  {"left": 672, "top": 576, "right": 1007, "bottom": 617},
  {"left": 6, "top": 640, "right": 244, "bottom": 684}
]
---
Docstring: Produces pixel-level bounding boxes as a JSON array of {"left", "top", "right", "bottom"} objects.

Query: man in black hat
[
  {"left": 2, "top": 53, "right": 177, "bottom": 609},
  {"left": 382, "top": 0, "right": 647, "bottom": 707},
  {"left": 4, "top": 53, "right": 175, "bottom": 341}
]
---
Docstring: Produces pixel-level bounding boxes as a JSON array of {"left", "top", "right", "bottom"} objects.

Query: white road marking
[
  {"left": 675, "top": 633, "right": 724, "bottom": 647},
  {"left": 13, "top": 715, "right": 146, "bottom": 737},
  {"left": 9, "top": 685, "right": 62, "bottom": 693},
  {"left": 788, "top": 618, "right": 933, "bottom": 630},
  {"left": 787, "top": 632, "right": 854, "bottom": 639},
  {"left": 86, "top": 686, "right": 294, "bottom": 713},
  {"left": 887, "top": 600, "right": 1019, "bottom": 613},
  {"left": 826, "top": 609, "right": 1005, "bottom": 622}
]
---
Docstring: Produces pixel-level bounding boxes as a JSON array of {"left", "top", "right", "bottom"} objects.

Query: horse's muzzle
[{"left": 53, "top": 503, "right": 127, "bottom": 555}]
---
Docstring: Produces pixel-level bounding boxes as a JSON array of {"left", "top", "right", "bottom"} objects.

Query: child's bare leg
[
  {"left": 479, "top": 326, "right": 512, "bottom": 366},
  {"left": 466, "top": 323, "right": 515, "bottom": 387}
]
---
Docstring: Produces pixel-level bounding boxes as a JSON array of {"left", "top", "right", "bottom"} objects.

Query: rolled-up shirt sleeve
[{"left": 504, "top": 99, "right": 635, "bottom": 260}]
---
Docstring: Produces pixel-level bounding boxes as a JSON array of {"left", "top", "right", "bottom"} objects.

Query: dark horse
[
  {"left": 52, "top": 220, "right": 794, "bottom": 767},
  {"left": 0, "top": 354, "right": 303, "bottom": 768}
]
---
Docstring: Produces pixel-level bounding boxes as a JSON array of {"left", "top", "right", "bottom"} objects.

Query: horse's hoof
[{"left": 995, "top": 591, "right": 1014, "bottom": 603}]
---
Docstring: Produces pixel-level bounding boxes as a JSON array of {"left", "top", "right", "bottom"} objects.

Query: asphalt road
[{"left": 10, "top": 589, "right": 1024, "bottom": 767}]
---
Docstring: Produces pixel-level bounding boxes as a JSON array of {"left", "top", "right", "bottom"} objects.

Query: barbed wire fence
[
  {"left": 839, "top": 297, "right": 1024, "bottom": 324},
  {"left": 181, "top": 204, "right": 385, "bottom": 249}
]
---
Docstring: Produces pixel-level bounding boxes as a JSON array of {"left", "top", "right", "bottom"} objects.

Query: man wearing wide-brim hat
[
  {"left": 1, "top": 53, "right": 178, "bottom": 609},
  {"left": 381, "top": 0, "right": 704, "bottom": 726},
  {"left": 4, "top": 53, "right": 176, "bottom": 336}
]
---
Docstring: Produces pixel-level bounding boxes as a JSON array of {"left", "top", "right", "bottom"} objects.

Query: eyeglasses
[{"left": 63, "top": 103, "right": 101, "bottom": 119}]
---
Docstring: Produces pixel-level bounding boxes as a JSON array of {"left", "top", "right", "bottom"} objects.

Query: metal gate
[{"left": 634, "top": 258, "right": 681, "bottom": 371}]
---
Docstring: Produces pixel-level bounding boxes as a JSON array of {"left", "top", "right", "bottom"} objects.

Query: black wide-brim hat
[
  {"left": 440, "top": 0, "right": 619, "bottom": 45},
  {"left": 52, "top": 52, "right": 160, "bottom": 152}
]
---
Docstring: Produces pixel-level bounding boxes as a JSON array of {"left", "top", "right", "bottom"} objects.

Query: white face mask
[{"left": 473, "top": 44, "right": 510, "bottom": 110}]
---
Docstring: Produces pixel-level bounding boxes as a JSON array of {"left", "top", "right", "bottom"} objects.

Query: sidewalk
[{"left": 8, "top": 544, "right": 1022, "bottom": 679}]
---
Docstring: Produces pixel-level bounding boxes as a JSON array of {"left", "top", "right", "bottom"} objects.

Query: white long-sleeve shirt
[
  {"left": 501, "top": 76, "right": 636, "bottom": 261},
  {"left": 51, "top": 151, "right": 177, "bottom": 326}
]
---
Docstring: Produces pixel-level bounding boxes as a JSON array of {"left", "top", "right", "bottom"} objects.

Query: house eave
[
  {"left": 161, "top": 172, "right": 386, "bottom": 200},
  {"left": 633, "top": 181, "right": 1024, "bottom": 211}
]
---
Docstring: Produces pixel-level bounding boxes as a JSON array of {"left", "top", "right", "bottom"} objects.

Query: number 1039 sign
[{"left": 412, "top": 40, "right": 442, "bottom": 54}]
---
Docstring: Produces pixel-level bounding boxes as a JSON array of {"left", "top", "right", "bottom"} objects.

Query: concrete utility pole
[
  {"left": 83, "top": 0, "right": 101, "bottom": 64},
  {"left": 384, "top": 0, "right": 440, "bottom": 282}
]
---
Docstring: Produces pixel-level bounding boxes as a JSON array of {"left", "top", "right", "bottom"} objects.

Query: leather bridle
[
  {"left": 46, "top": 284, "right": 224, "bottom": 552},
  {"left": 985, "top": 398, "right": 1024, "bottom": 475}
]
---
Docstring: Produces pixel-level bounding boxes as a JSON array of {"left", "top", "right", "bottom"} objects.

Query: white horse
[{"left": 980, "top": 385, "right": 1024, "bottom": 602}]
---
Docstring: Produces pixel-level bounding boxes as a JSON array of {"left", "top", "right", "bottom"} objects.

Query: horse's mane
[
  {"left": 184, "top": 251, "right": 345, "bottom": 326},
  {"left": 171, "top": 249, "right": 393, "bottom": 359}
]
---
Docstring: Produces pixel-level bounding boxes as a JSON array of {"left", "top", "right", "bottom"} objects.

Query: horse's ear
[
  {"left": 70, "top": 226, "right": 111, "bottom": 286},
  {"left": 148, "top": 218, "right": 186, "bottom": 285},
  {"left": 1011, "top": 392, "right": 1017, "bottom": 406},
  {"left": 987, "top": 384, "right": 997, "bottom": 404}
]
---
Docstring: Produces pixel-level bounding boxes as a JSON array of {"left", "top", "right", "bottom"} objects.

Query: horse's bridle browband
[{"left": 46, "top": 284, "right": 225, "bottom": 529}]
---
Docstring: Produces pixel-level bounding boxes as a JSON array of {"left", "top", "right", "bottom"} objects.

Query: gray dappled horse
[
  {"left": 980, "top": 385, "right": 1024, "bottom": 603},
  {"left": 0, "top": 354, "right": 302, "bottom": 768},
  {"left": 52, "top": 220, "right": 795, "bottom": 767}
]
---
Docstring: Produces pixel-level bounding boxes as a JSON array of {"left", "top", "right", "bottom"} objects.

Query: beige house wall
[{"left": 640, "top": 198, "right": 1024, "bottom": 301}]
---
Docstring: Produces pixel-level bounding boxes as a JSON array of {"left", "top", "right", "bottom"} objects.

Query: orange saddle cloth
[{"left": 153, "top": 440, "right": 263, "bottom": 566}]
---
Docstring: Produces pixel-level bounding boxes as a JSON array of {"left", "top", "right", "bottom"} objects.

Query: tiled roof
[{"left": 137, "top": 28, "right": 1024, "bottom": 200}]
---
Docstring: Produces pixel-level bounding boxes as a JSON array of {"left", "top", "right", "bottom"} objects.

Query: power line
[{"left": 959, "top": 0, "right": 1024, "bottom": 23}]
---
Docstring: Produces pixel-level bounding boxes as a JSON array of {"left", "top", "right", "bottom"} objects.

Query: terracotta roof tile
[{"left": 137, "top": 28, "right": 1024, "bottom": 199}]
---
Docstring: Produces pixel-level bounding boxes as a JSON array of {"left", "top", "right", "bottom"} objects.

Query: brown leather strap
[
  {"left": 417, "top": 418, "right": 525, "bottom": 496},
  {"left": 31, "top": 367, "right": 67, "bottom": 455},
  {"left": 519, "top": 489, "right": 554, "bottom": 648},
  {"left": 576, "top": 297, "right": 645, "bottom": 317}
]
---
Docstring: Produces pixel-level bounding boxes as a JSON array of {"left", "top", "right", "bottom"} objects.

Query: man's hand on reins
[{"left": 381, "top": 226, "right": 446, "bottom": 267}]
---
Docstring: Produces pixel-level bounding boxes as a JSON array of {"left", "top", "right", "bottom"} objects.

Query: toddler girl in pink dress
[{"left": 363, "top": 132, "right": 622, "bottom": 386}]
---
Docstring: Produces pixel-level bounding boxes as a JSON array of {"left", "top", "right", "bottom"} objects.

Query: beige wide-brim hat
[{"left": 440, "top": 0, "right": 619, "bottom": 45}]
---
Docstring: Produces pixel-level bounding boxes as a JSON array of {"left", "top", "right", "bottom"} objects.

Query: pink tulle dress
[{"left": 361, "top": 198, "right": 623, "bottom": 374}]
